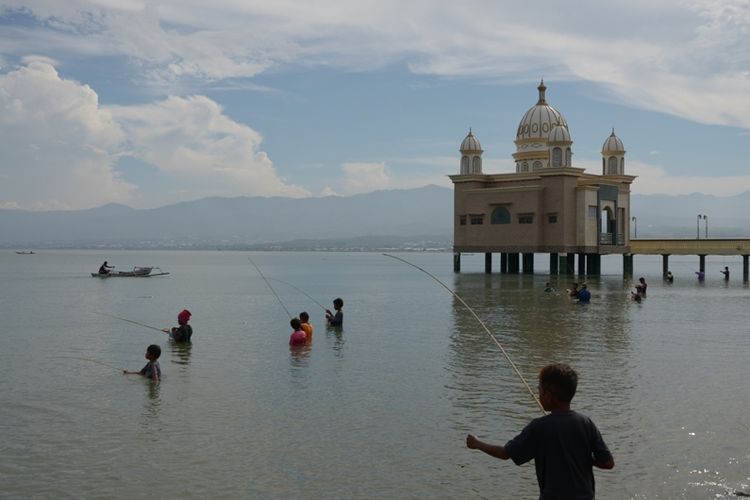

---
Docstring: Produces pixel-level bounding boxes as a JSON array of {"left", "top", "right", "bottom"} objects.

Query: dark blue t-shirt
[
  {"left": 505, "top": 410, "right": 612, "bottom": 500},
  {"left": 577, "top": 289, "right": 591, "bottom": 303},
  {"left": 139, "top": 360, "right": 161, "bottom": 380}
]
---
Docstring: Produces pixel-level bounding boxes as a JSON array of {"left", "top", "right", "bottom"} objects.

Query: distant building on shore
[{"left": 450, "top": 80, "right": 636, "bottom": 274}]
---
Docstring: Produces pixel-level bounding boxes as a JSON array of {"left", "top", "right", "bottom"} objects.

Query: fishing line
[
  {"left": 383, "top": 253, "right": 545, "bottom": 414},
  {"left": 52, "top": 356, "right": 122, "bottom": 371},
  {"left": 248, "top": 256, "right": 293, "bottom": 319},
  {"left": 93, "top": 311, "right": 167, "bottom": 334},
  {"left": 267, "top": 277, "right": 327, "bottom": 311}
]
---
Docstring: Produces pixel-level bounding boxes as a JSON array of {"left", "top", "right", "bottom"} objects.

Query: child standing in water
[
  {"left": 167, "top": 309, "right": 193, "bottom": 342},
  {"left": 289, "top": 318, "right": 307, "bottom": 346},
  {"left": 299, "top": 311, "right": 313, "bottom": 342},
  {"left": 123, "top": 344, "right": 162, "bottom": 382},
  {"left": 325, "top": 297, "right": 344, "bottom": 327},
  {"left": 466, "top": 363, "right": 614, "bottom": 498}
]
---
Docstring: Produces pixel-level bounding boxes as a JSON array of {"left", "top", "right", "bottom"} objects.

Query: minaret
[
  {"left": 602, "top": 128, "right": 626, "bottom": 175},
  {"left": 459, "top": 129, "right": 483, "bottom": 175}
]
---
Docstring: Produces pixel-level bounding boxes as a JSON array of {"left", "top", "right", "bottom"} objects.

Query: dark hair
[
  {"left": 290, "top": 318, "right": 302, "bottom": 330},
  {"left": 299, "top": 311, "right": 310, "bottom": 322},
  {"left": 333, "top": 297, "right": 344, "bottom": 308},
  {"left": 147, "top": 344, "right": 161, "bottom": 359},
  {"left": 539, "top": 363, "right": 578, "bottom": 403}
]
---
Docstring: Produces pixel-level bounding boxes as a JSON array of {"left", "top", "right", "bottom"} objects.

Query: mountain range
[{"left": 1, "top": 186, "right": 749, "bottom": 249}]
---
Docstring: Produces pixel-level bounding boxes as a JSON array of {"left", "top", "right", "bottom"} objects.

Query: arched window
[
  {"left": 552, "top": 147, "right": 562, "bottom": 167},
  {"left": 533, "top": 160, "right": 542, "bottom": 170},
  {"left": 461, "top": 156, "right": 469, "bottom": 174},
  {"left": 608, "top": 156, "right": 618, "bottom": 175},
  {"left": 472, "top": 156, "right": 482, "bottom": 173},
  {"left": 491, "top": 207, "right": 511, "bottom": 224},
  {"left": 566, "top": 148, "right": 572, "bottom": 166},
  {"left": 522, "top": 161, "right": 529, "bottom": 172}
]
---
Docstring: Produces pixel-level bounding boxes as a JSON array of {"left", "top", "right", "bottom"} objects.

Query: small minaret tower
[
  {"left": 459, "top": 129, "right": 483, "bottom": 175},
  {"left": 602, "top": 129, "right": 626, "bottom": 175}
]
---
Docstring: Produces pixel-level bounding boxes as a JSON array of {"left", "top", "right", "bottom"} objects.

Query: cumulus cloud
[
  {"left": 0, "top": 61, "right": 133, "bottom": 210},
  {"left": 340, "top": 162, "right": 391, "bottom": 194},
  {"left": 0, "top": 61, "right": 307, "bottom": 209}
]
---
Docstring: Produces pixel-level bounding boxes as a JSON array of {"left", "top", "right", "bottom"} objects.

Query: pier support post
[
  {"left": 565, "top": 253, "right": 575, "bottom": 275},
  {"left": 586, "top": 253, "right": 601, "bottom": 275},
  {"left": 662, "top": 254, "right": 670, "bottom": 279},
  {"left": 484, "top": 252, "right": 492, "bottom": 274},
  {"left": 508, "top": 253, "right": 520, "bottom": 274},
  {"left": 500, "top": 253, "right": 508, "bottom": 274},
  {"left": 743, "top": 255, "right": 749, "bottom": 283},
  {"left": 623, "top": 254, "right": 633, "bottom": 278},
  {"left": 699, "top": 254, "right": 706, "bottom": 273},
  {"left": 550, "top": 253, "right": 559, "bottom": 275},
  {"left": 453, "top": 252, "right": 461, "bottom": 273},
  {"left": 577, "top": 253, "right": 586, "bottom": 276},
  {"left": 522, "top": 253, "right": 534, "bottom": 274}
]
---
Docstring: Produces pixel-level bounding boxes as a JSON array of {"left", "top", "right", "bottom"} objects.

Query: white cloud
[
  {"left": 3, "top": 1, "right": 749, "bottom": 127},
  {"left": 340, "top": 162, "right": 391, "bottom": 195},
  {"left": 0, "top": 61, "right": 133, "bottom": 210},
  {"left": 0, "top": 61, "right": 308, "bottom": 209}
]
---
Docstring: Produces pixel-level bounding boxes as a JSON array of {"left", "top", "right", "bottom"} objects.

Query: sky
[{"left": 0, "top": 0, "right": 748, "bottom": 210}]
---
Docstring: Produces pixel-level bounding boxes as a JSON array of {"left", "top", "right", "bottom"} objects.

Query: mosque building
[{"left": 450, "top": 80, "right": 636, "bottom": 274}]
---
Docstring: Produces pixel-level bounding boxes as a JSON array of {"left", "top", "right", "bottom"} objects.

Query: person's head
[
  {"left": 333, "top": 297, "right": 344, "bottom": 311},
  {"left": 299, "top": 311, "right": 310, "bottom": 323},
  {"left": 290, "top": 317, "right": 302, "bottom": 331},
  {"left": 581, "top": 283, "right": 587, "bottom": 289},
  {"left": 177, "top": 309, "right": 192, "bottom": 326},
  {"left": 639, "top": 277, "right": 645, "bottom": 284},
  {"left": 538, "top": 363, "right": 578, "bottom": 409},
  {"left": 103, "top": 261, "right": 108, "bottom": 265},
  {"left": 725, "top": 266, "right": 729, "bottom": 271},
  {"left": 145, "top": 344, "right": 161, "bottom": 361}
]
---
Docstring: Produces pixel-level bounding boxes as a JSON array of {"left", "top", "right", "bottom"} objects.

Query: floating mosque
[{"left": 450, "top": 80, "right": 636, "bottom": 274}]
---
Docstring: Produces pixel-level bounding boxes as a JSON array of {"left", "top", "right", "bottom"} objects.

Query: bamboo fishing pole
[
  {"left": 93, "top": 311, "right": 168, "bottom": 334},
  {"left": 248, "top": 256, "right": 293, "bottom": 319},
  {"left": 267, "top": 277, "right": 327, "bottom": 312},
  {"left": 382, "top": 253, "right": 546, "bottom": 414}
]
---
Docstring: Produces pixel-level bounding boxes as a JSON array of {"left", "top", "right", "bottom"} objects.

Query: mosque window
[
  {"left": 566, "top": 148, "right": 572, "bottom": 166},
  {"left": 472, "top": 156, "right": 482, "bottom": 173},
  {"left": 548, "top": 214, "right": 558, "bottom": 223},
  {"left": 522, "top": 161, "right": 529, "bottom": 172},
  {"left": 608, "top": 156, "right": 618, "bottom": 175},
  {"left": 461, "top": 156, "right": 469, "bottom": 174},
  {"left": 620, "top": 157, "right": 625, "bottom": 173},
  {"left": 552, "top": 147, "right": 562, "bottom": 167},
  {"left": 459, "top": 215, "right": 467, "bottom": 226},
  {"left": 518, "top": 214, "right": 534, "bottom": 224},
  {"left": 533, "top": 161, "right": 542, "bottom": 170},
  {"left": 470, "top": 214, "right": 484, "bottom": 225},
  {"left": 491, "top": 207, "right": 511, "bottom": 224}
]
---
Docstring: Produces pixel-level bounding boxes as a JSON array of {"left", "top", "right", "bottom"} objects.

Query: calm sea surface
[{"left": 0, "top": 250, "right": 748, "bottom": 499}]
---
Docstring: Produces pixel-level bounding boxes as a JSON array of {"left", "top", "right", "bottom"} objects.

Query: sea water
[{"left": 0, "top": 250, "right": 748, "bottom": 499}]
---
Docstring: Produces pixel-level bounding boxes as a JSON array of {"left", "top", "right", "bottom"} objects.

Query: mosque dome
[
  {"left": 460, "top": 129, "right": 483, "bottom": 153},
  {"left": 516, "top": 80, "right": 569, "bottom": 142},
  {"left": 548, "top": 122, "right": 571, "bottom": 143},
  {"left": 602, "top": 129, "right": 625, "bottom": 153}
]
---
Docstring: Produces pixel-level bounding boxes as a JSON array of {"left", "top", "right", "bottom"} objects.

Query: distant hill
[{"left": 1, "top": 186, "right": 749, "bottom": 249}]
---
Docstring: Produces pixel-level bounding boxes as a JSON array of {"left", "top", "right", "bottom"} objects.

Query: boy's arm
[
  {"left": 466, "top": 434, "right": 510, "bottom": 460},
  {"left": 593, "top": 456, "right": 614, "bottom": 469}
]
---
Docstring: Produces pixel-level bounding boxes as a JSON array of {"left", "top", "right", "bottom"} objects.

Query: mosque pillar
[
  {"left": 453, "top": 252, "right": 461, "bottom": 273},
  {"left": 508, "top": 253, "right": 520, "bottom": 274},
  {"left": 662, "top": 254, "right": 670, "bottom": 279},
  {"left": 500, "top": 253, "right": 508, "bottom": 274},
  {"left": 550, "top": 253, "right": 559, "bottom": 275},
  {"left": 577, "top": 253, "right": 586, "bottom": 276},
  {"left": 698, "top": 254, "right": 706, "bottom": 273},
  {"left": 522, "top": 253, "right": 534, "bottom": 274},
  {"left": 743, "top": 255, "right": 749, "bottom": 283},
  {"left": 484, "top": 253, "right": 492, "bottom": 274},
  {"left": 623, "top": 254, "right": 633, "bottom": 278}
]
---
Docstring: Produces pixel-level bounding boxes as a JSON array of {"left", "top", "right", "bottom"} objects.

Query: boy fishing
[
  {"left": 123, "top": 344, "right": 162, "bottom": 382},
  {"left": 325, "top": 297, "right": 343, "bottom": 327},
  {"left": 466, "top": 363, "right": 613, "bottom": 499}
]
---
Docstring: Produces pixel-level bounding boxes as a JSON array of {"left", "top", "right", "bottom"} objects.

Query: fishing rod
[
  {"left": 267, "top": 277, "right": 327, "bottom": 311},
  {"left": 93, "top": 311, "right": 168, "bottom": 334},
  {"left": 248, "top": 256, "right": 293, "bottom": 319},
  {"left": 52, "top": 356, "right": 123, "bottom": 371},
  {"left": 382, "top": 253, "right": 545, "bottom": 414}
]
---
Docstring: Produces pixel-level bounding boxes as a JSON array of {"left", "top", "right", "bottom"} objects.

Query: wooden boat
[
  {"left": 91, "top": 266, "right": 169, "bottom": 278},
  {"left": 15, "top": 251, "right": 35, "bottom": 254}
]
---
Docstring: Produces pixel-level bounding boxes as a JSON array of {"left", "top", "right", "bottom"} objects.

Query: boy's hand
[{"left": 466, "top": 434, "right": 479, "bottom": 449}]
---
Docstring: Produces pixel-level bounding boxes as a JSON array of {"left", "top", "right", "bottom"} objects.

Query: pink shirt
[{"left": 289, "top": 329, "right": 307, "bottom": 346}]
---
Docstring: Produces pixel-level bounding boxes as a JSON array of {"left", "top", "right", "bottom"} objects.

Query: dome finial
[
  {"left": 537, "top": 78, "right": 547, "bottom": 104},
  {"left": 611, "top": 127, "right": 616, "bottom": 136}
]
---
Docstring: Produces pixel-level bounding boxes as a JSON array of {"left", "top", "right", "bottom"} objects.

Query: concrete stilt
[
  {"left": 743, "top": 255, "right": 749, "bottom": 283},
  {"left": 577, "top": 253, "right": 586, "bottom": 276},
  {"left": 699, "top": 254, "right": 706, "bottom": 273},
  {"left": 453, "top": 252, "right": 461, "bottom": 273},
  {"left": 565, "top": 253, "right": 575, "bottom": 274},
  {"left": 484, "top": 252, "right": 492, "bottom": 274},
  {"left": 522, "top": 253, "right": 534, "bottom": 274},
  {"left": 550, "top": 253, "right": 559, "bottom": 275},
  {"left": 500, "top": 253, "right": 508, "bottom": 274},
  {"left": 662, "top": 254, "right": 670, "bottom": 279},
  {"left": 623, "top": 254, "right": 633, "bottom": 277},
  {"left": 508, "top": 253, "right": 520, "bottom": 274}
]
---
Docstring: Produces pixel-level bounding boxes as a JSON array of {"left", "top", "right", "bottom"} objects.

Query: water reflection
[
  {"left": 169, "top": 340, "right": 192, "bottom": 369},
  {"left": 326, "top": 326, "right": 345, "bottom": 356},
  {"left": 289, "top": 344, "right": 312, "bottom": 369},
  {"left": 140, "top": 380, "right": 162, "bottom": 430}
]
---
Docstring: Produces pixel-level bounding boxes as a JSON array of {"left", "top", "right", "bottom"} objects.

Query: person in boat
[
  {"left": 576, "top": 283, "right": 591, "bottom": 303},
  {"left": 299, "top": 311, "right": 313, "bottom": 343},
  {"left": 635, "top": 277, "right": 647, "bottom": 297},
  {"left": 167, "top": 309, "right": 193, "bottom": 342},
  {"left": 665, "top": 271, "right": 674, "bottom": 283},
  {"left": 567, "top": 283, "right": 579, "bottom": 297},
  {"left": 123, "top": 344, "right": 161, "bottom": 382},
  {"left": 98, "top": 261, "right": 114, "bottom": 275},
  {"left": 467, "top": 363, "right": 613, "bottom": 499},
  {"left": 289, "top": 317, "right": 307, "bottom": 346},
  {"left": 325, "top": 297, "right": 344, "bottom": 327},
  {"left": 721, "top": 266, "right": 730, "bottom": 281}
]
